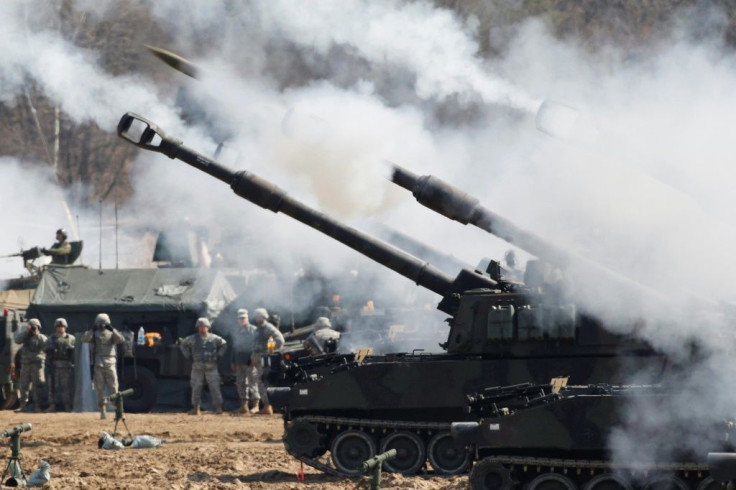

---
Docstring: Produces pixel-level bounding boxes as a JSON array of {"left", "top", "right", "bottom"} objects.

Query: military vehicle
[
  {"left": 25, "top": 266, "right": 236, "bottom": 412},
  {"left": 116, "top": 112, "right": 669, "bottom": 477},
  {"left": 451, "top": 381, "right": 733, "bottom": 490}
]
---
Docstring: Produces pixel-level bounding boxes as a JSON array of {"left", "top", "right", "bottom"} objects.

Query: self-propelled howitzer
[{"left": 117, "top": 113, "right": 665, "bottom": 477}]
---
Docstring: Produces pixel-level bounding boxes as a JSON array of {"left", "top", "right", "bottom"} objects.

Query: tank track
[
  {"left": 475, "top": 455, "right": 709, "bottom": 475},
  {"left": 471, "top": 455, "right": 713, "bottom": 490},
  {"left": 284, "top": 415, "right": 452, "bottom": 477}
]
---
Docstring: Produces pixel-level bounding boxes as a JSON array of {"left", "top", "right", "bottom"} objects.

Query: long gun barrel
[
  {"left": 1, "top": 423, "right": 31, "bottom": 438},
  {"left": 391, "top": 164, "right": 669, "bottom": 304},
  {"left": 117, "top": 113, "right": 498, "bottom": 314}
]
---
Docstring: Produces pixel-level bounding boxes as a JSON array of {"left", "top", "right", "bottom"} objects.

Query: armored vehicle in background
[
  {"left": 117, "top": 113, "right": 668, "bottom": 477},
  {"left": 26, "top": 267, "right": 235, "bottom": 412},
  {"left": 452, "top": 381, "right": 732, "bottom": 490}
]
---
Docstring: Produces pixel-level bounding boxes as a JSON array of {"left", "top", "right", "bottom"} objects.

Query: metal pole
[{"left": 98, "top": 200, "right": 102, "bottom": 271}]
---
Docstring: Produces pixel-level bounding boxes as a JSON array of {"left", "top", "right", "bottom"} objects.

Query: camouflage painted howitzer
[
  {"left": 452, "top": 382, "right": 734, "bottom": 490},
  {"left": 117, "top": 113, "right": 668, "bottom": 478}
]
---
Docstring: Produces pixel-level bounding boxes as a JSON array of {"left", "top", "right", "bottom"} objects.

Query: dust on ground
[{"left": 0, "top": 411, "right": 470, "bottom": 489}]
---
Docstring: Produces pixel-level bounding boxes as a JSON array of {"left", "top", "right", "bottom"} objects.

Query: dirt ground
[{"left": 0, "top": 411, "right": 470, "bottom": 489}]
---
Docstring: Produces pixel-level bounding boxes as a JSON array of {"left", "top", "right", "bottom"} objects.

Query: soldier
[
  {"left": 13, "top": 318, "right": 48, "bottom": 412},
  {"left": 44, "top": 318, "right": 76, "bottom": 412},
  {"left": 303, "top": 317, "right": 340, "bottom": 355},
  {"left": 41, "top": 228, "right": 72, "bottom": 265},
  {"left": 248, "top": 308, "right": 284, "bottom": 415},
  {"left": 230, "top": 308, "right": 255, "bottom": 414},
  {"left": 180, "top": 317, "right": 227, "bottom": 415},
  {"left": 82, "top": 313, "right": 124, "bottom": 419}
]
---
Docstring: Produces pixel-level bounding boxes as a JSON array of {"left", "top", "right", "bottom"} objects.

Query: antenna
[
  {"left": 98, "top": 200, "right": 102, "bottom": 272},
  {"left": 115, "top": 189, "right": 119, "bottom": 270},
  {"left": 76, "top": 214, "right": 82, "bottom": 264}
]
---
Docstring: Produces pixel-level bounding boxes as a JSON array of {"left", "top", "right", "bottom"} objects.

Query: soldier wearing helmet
[
  {"left": 179, "top": 317, "right": 227, "bottom": 415},
  {"left": 82, "top": 313, "right": 125, "bottom": 419},
  {"left": 41, "top": 228, "right": 72, "bottom": 265},
  {"left": 230, "top": 308, "right": 255, "bottom": 414},
  {"left": 44, "top": 318, "right": 76, "bottom": 412},
  {"left": 247, "top": 307, "right": 284, "bottom": 415},
  {"left": 303, "top": 316, "right": 340, "bottom": 356},
  {"left": 14, "top": 318, "right": 48, "bottom": 412}
]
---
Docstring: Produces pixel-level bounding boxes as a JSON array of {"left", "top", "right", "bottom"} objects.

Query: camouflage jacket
[
  {"left": 14, "top": 329, "right": 48, "bottom": 364},
  {"left": 253, "top": 322, "right": 284, "bottom": 355},
  {"left": 82, "top": 328, "right": 124, "bottom": 366},
  {"left": 47, "top": 240, "right": 72, "bottom": 264},
  {"left": 180, "top": 333, "right": 227, "bottom": 364},
  {"left": 230, "top": 324, "right": 256, "bottom": 365},
  {"left": 45, "top": 333, "right": 76, "bottom": 366}
]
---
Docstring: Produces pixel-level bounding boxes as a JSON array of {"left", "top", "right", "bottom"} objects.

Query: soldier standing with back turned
[
  {"left": 248, "top": 308, "right": 284, "bottom": 415},
  {"left": 180, "top": 317, "right": 227, "bottom": 415},
  {"left": 44, "top": 318, "right": 76, "bottom": 412},
  {"left": 13, "top": 318, "right": 48, "bottom": 412},
  {"left": 82, "top": 313, "right": 124, "bottom": 419}
]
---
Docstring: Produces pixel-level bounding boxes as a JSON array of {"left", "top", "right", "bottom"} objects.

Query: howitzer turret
[
  {"left": 117, "top": 112, "right": 666, "bottom": 478},
  {"left": 117, "top": 113, "right": 498, "bottom": 315}
]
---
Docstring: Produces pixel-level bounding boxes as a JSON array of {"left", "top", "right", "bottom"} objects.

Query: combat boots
[
  {"left": 214, "top": 404, "right": 223, "bottom": 415},
  {"left": 99, "top": 404, "right": 106, "bottom": 420},
  {"left": 14, "top": 401, "right": 26, "bottom": 413},
  {"left": 264, "top": 404, "right": 274, "bottom": 416},
  {"left": 44, "top": 405, "right": 55, "bottom": 413},
  {"left": 232, "top": 401, "right": 248, "bottom": 415},
  {"left": 249, "top": 400, "right": 260, "bottom": 415},
  {"left": 188, "top": 405, "right": 201, "bottom": 416}
]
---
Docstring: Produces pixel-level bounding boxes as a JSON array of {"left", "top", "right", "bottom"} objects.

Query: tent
[{"left": 28, "top": 267, "right": 235, "bottom": 329}]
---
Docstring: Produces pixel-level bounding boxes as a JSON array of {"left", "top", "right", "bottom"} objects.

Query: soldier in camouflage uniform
[
  {"left": 248, "top": 308, "right": 284, "bottom": 415},
  {"left": 230, "top": 309, "right": 255, "bottom": 414},
  {"left": 13, "top": 318, "right": 48, "bottom": 412},
  {"left": 44, "top": 318, "right": 76, "bottom": 412},
  {"left": 41, "top": 228, "right": 72, "bottom": 265},
  {"left": 82, "top": 313, "right": 125, "bottom": 419},
  {"left": 180, "top": 317, "right": 227, "bottom": 415}
]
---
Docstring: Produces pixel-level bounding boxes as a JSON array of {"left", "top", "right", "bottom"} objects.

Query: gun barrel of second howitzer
[
  {"left": 1, "top": 423, "right": 31, "bottom": 438},
  {"left": 391, "top": 164, "right": 669, "bottom": 302},
  {"left": 118, "top": 114, "right": 455, "bottom": 298},
  {"left": 361, "top": 448, "right": 397, "bottom": 473},
  {"left": 392, "top": 164, "right": 574, "bottom": 266}
]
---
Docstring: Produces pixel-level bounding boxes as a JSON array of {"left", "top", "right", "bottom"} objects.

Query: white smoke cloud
[{"left": 4, "top": 0, "right": 736, "bottom": 468}]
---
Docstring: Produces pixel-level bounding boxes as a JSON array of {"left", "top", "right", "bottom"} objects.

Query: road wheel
[
  {"left": 469, "top": 459, "right": 515, "bottom": 490},
  {"left": 583, "top": 473, "right": 632, "bottom": 490},
  {"left": 120, "top": 365, "right": 158, "bottom": 412},
  {"left": 696, "top": 476, "right": 722, "bottom": 490},
  {"left": 285, "top": 420, "right": 326, "bottom": 458},
  {"left": 379, "top": 431, "right": 425, "bottom": 476},
  {"left": 641, "top": 475, "right": 688, "bottom": 490},
  {"left": 527, "top": 472, "right": 578, "bottom": 490},
  {"left": 330, "top": 430, "right": 376, "bottom": 476},
  {"left": 427, "top": 431, "right": 470, "bottom": 476}
]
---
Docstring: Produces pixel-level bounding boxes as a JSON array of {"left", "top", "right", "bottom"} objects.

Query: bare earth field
[{"left": 0, "top": 411, "right": 469, "bottom": 489}]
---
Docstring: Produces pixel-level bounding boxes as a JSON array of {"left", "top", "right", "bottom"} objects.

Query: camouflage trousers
[
  {"left": 18, "top": 361, "right": 45, "bottom": 407},
  {"left": 190, "top": 362, "right": 222, "bottom": 407},
  {"left": 247, "top": 355, "right": 269, "bottom": 405},
  {"left": 93, "top": 360, "right": 119, "bottom": 406},
  {"left": 233, "top": 364, "right": 252, "bottom": 401},
  {"left": 48, "top": 363, "right": 74, "bottom": 411}
]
